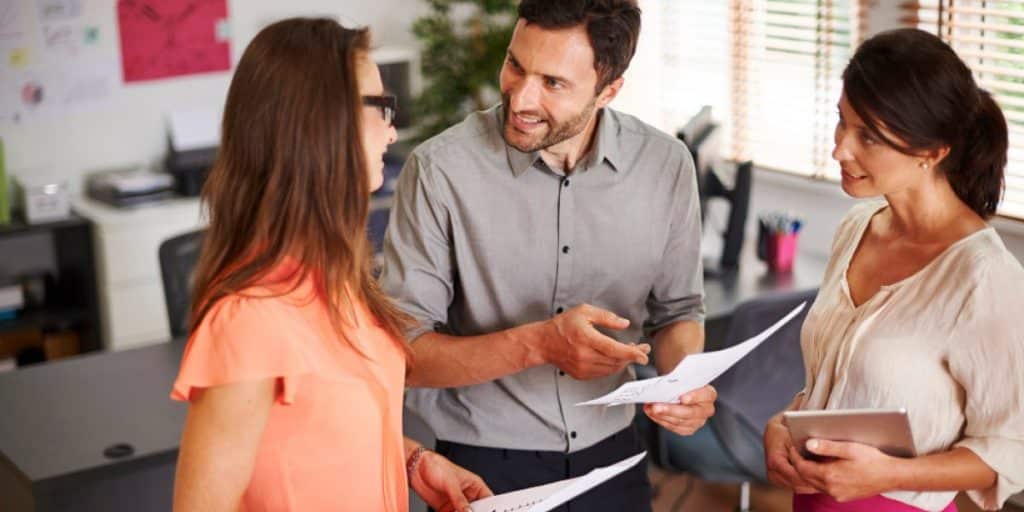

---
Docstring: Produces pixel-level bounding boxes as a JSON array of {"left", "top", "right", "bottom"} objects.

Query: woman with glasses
[
  {"left": 763, "top": 28, "right": 1024, "bottom": 512},
  {"left": 170, "top": 18, "right": 491, "bottom": 511}
]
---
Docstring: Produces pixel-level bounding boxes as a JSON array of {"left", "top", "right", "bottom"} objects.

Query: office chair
[
  {"left": 638, "top": 288, "right": 817, "bottom": 511},
  {"left": 368, "top": 208, "right": 391, "bottom": 255},
  {"left": 158, "top": 229, "right": 206, "bottom": 340}
]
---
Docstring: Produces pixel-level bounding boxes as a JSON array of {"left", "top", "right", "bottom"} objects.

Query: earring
[{"left": 919, "top": 161, "right": 930, "bottom": 170}]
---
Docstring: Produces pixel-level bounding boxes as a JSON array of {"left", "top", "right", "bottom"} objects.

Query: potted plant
[{"left": 412, "top": 0, "right": 518, "bottom": 142}]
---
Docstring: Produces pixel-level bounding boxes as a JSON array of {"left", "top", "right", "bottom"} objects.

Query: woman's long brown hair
[{"left": 189, "top": 18, "right": 411, "bottom": 361}]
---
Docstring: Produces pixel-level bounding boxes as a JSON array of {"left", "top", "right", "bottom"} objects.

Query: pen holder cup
[{"left": 765, "top": 232, "right": 798, "bottom": 273}]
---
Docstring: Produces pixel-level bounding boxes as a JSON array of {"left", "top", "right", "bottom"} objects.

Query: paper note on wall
[
  {"left": 116, "top": 0, "right": 231, "bottom": 83},
  {"left": 0, "top": 0, "right": 117, "bottom": 123}
]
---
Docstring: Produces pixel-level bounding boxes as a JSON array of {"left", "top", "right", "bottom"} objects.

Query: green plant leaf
[{"left": 412, "top": 0, "right": 518, "bottom": 142}]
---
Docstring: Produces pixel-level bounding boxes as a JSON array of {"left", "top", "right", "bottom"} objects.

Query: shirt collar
[
  {"left": 498, "top": 106, "right": 622, "bottom": 178},
  {"left": 586, "top": 108, "right": 622, "bottom": 172}
]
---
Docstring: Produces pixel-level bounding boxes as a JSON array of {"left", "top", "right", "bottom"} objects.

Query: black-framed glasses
[{"left": 362, "top": 95, "right": 397, "bottom": 126}]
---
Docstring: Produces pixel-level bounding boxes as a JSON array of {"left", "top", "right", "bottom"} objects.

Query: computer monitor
[
  {"left": 677, "top": 107, "right": 752, "bottom": 274},
  {"left": 373, "top": 47, "right": 415, "bottom": 130}
]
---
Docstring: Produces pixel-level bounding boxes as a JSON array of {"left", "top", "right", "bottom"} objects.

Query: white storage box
[{"left": 15, "top": 174, "right": 71, "bottom": 224}]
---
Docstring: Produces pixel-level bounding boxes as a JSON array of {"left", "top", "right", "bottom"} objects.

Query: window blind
[
  {"left": 641, "top": 0, "right": 858, "bottom": 179},
  {"left": 903, "top": 0, "right": 1024, "bottom": 219}
]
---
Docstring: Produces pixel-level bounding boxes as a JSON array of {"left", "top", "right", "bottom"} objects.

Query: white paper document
[
  {"left": 469, "top": 452, "right": 646, "bottom": 512},
  {"left": 576, "top": 302, "right": 807, "bottom": 407},
  {"left": 167, "top": 108, "right": 222, "bottom": 151}
]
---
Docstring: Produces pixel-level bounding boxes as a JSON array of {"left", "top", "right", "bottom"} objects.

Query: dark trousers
[{"left": 432, "top": 425, "right": 652, "bottom": 512}]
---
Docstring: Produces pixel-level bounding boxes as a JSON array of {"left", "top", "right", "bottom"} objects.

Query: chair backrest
[
  {"left": 158, "top": 229, "right": 206, "bottom": 340},
  {"left": 709, "top": 287, "right": 818, "bottom": 480},
  {"left": 368, "top": 208, "right": 391, "bottom": 255}
]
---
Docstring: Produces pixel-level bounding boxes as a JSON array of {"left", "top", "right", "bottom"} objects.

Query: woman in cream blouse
[{"left": 763, "top": 29, "right": 1024, "bottom": 512}]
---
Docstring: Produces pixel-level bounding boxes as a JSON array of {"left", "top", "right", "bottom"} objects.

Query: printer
[
  {"left": 164, "top": 109, "right": 220, "bottom": 196},
  {"left": 86, "top": 166, "right": 175, "bottom": 208}
]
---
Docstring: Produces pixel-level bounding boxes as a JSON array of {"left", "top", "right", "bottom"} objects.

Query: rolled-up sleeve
[
  {"left": 950, "top": 264, "right": 1024, "bottom": 510},
  {"left": 379, "top": 152, "right": 454, "bottom": 342},
  {"left": 642, "top": 149, "right": 705, "bottom": 338}
]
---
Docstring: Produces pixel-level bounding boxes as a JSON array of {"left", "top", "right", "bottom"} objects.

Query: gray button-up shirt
[{"left": 380, "top": 105, "right": 704, "bottom": 453}]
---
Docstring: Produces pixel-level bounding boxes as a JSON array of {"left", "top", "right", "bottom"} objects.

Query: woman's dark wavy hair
[
  {"left": 190, "top": 18, "right": 412, "bottom": 361},
  {"left": 843, "top": 28, "right": 1007, "bottom": 218}
]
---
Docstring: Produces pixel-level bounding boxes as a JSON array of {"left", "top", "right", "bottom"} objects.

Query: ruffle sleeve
[{"left": 171, "top": 294, "right": 314, "bottom": 405}]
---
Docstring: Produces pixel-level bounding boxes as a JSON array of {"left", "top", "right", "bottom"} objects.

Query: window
[
  {"left": 904, "top": 0, "right": 1024, "bottom": 218},
  {"left": 732, "top": 0, "right": 857, "bottom": 178},
  {"left": 623, "top": 0, "right": 859, "bottom": 179},
  {"left": 642, "top": 1, "right": 732, "bottom": 151}
]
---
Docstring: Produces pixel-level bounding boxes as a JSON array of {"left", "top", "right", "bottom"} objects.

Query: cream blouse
[{"left": 799, "top": 201, "right": 1024, "bottom": 511}]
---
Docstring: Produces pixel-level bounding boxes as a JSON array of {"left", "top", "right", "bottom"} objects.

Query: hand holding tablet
[{"left": 783, "top": 408, "right": 917, "bottom": 459}]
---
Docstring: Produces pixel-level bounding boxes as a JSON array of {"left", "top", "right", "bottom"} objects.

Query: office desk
[
  {"left": 701, "top": 248, "right": 827, "bottom": 350},
  {"left": 0, "top": 250, "right": 826, "bottom": 512},
  {"left": 705, "top": 251, "right": 825, "bottom": 320},
  {"left": 0, "top": 341, "right": 186, "bottom": 512}
]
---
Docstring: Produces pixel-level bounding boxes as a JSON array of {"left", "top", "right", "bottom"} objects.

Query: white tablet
[{"left": 783, "top": 408, "right": 917, "bottom": 458}]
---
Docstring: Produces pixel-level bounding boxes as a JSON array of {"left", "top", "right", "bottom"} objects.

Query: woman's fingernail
[{"left": 807, "top": 440, "right": 818, "bottom": 451}]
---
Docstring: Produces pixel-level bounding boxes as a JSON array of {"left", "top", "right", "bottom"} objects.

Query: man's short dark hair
[{"left": 517, "top": 0, "right": 641, "bottom": 92}]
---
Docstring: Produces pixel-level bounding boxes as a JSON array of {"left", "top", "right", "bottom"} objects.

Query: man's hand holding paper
[
  {"left": 643, "top": 384, "right": 718, "bottom": 436},
  {"left": 577, "top": 303, "right": 807, "bottom": 408}
]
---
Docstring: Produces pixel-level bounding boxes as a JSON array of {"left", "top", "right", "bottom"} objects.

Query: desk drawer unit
[{"left": 73, "top": 198, "right": 204, "bottom": 350}]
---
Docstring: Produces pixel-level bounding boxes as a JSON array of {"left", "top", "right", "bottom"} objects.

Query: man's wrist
[{"left": 516, "top": 320, "right": 551, "bottom": 367}]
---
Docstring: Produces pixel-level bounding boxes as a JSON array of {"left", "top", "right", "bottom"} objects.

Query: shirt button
[
  {"left": 556, "top": 307, "right": 564, "bottom": 314},
  {"left": 559, "top": 370, "right": 566, "bottom": 376},
  {"left": 562, "top": 245, "right": 570, "bottom": 254},
  {"left": 563, "top": 179, "right": 570, "bottom": 188},
  {"left": 570, "top": 431, "right": 578, "bottom": 439}
]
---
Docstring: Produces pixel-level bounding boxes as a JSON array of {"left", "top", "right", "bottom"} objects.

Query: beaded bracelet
[{"left": 406, "top": 446, "right": 427, "bottom": 481}]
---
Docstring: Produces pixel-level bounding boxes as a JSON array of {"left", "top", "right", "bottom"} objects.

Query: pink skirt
[{"left": 793, "top": 493, "right": 957, "bottom": 512}]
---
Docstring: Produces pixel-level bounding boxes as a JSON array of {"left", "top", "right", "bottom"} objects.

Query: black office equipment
[
  {"left": 164, "top": 144, "right": 215, "bottom": 197},
  {"left": 677, "top": 106, "right": 752, "bottom": 275},
  {"left": 376, "top": 49, "right": 415, "bottom": 130},
  {"left": 164, "top": 110, "right": 219, "bottom": 197}
]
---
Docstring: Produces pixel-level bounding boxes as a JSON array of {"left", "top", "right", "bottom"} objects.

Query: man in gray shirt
[{"left": 381, "top": 1, "right": 716, "bottom": 509}]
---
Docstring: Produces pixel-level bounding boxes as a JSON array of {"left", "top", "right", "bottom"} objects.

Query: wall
[{"left": 0, "top": 0, "right": 425, "bottom": 192}]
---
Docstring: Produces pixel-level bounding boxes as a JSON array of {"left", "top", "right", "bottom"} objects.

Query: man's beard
[{"left": 501, "top": 93, "right": 597, "bottom": 154}]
